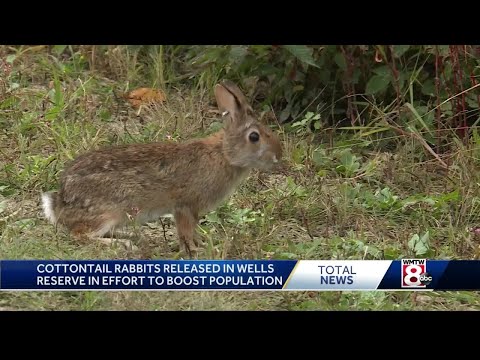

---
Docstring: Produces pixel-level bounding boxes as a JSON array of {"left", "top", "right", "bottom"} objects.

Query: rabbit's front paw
[{"left": 180, "top": 236, "right": 199, "bottom": 259}]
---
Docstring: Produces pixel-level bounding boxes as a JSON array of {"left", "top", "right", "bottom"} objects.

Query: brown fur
[{"left": 42, "top": 80, "right": 283, "bottom": 257}]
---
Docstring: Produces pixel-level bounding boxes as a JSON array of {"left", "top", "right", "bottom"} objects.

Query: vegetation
[{"left": 1, "top": 45, "right": 480, "bottom": 310}]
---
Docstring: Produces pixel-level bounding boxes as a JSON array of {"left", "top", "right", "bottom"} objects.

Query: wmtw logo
[{"left": 401, "top": 259, "right": 432, "bottom": 288}]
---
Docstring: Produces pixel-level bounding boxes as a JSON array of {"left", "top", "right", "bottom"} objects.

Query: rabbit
[{"left": 41, "top": 80, "right": 283, "bottom": 257}]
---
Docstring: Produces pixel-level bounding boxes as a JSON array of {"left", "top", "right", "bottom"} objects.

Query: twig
[
  {"left": 424, "top": 82, "right": 480, "bottom": 118},
  {"left": 386, "top": 119, "right": 449, "bottom": 169},
  {"left": 159, "top": 218, "right": 168, "bottom": 242},
  {"left": 434, "top": 46, "right": 442, "bottom": 150},
  {"left": 300, "top": 208, "right": 314, "bottom": 240},
  {"left": 0, "top": 209, "right": 21, "bottom": 223}
]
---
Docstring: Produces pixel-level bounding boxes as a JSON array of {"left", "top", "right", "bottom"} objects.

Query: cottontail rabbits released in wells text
[{"left": 41, "top": 80, "right": 283, "bottom": 257}]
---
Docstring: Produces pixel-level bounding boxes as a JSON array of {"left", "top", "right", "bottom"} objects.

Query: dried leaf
[{"left": 125, "top": 88, "right": 166, "bottom": 108}]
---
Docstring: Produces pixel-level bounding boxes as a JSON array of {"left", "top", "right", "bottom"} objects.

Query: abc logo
[
  {"left": 401, "top": 259, "right": 432, "bottom": 288},
  {"left": 419, "top": 272, "right": 432, "bottom": 285}
]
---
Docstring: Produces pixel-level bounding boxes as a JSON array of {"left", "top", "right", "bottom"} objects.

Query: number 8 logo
[{"left": 404, "top": 265, "right": 423, "bottom": 286}]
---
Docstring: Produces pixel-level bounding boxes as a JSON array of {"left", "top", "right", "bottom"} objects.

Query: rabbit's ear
[
  {"left": 214, "top": 81, "right": 249, "bottom": 125},
  {"left": 215, "top": 83, "right": 239, "bottom": 115},
  {"left": 219, "top": 80, "right": 248, "bottom": 106}
]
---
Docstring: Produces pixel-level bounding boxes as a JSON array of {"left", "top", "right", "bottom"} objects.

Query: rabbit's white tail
[{"left": 41, "top": 192, "right": 57, "bottom": 224}]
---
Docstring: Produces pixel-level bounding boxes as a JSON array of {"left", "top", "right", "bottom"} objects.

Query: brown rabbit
[{"left": 41, "top": 80, "right": 283, "bottom": 257}]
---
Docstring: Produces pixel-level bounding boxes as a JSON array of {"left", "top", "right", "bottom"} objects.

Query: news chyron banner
[{"left": 0, "top": 259, "right": 479, "bottom": 291}]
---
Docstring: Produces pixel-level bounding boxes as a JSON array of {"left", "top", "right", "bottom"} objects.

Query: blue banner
[
  {"left": 2, "top": 259, "right": 480, "bottom": 291},
  {"left": 0, "top": 260, "right": 297, "bottom": 290}
]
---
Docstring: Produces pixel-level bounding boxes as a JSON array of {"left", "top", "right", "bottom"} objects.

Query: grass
[{"left": 1, "top": 45, "right": 480, "bottom": 310}]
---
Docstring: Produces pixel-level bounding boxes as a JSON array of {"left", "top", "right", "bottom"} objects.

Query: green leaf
[
  {"left": 443, "top": 62, "right": 453, "bottom": 81},
  {"left": 404, "top": 103, "right": 434, "bottom": 138},
  {"left": 380, "top": 187, "right": 392, "bottom": 198},
  {"left": 99, "top": 109, "right": 112, "bottom": 122},
  {"left": 249, "top": 45, "right": 272, "bottom": 56},
  {"left": 338, "top": 150, "right": 361, "bottom": 176},
  {"left": 283, "top": 45, "right": 319, "bottom": 68},
  {"left": 415, "top": 241, "right": 429, "bottom": 256},
  {"left": 352, "top": 68, "right": 361, "bottom": 85},
  {"left": 279, "top": 107, "right": 291, "bottom": 123},
  {"left": 205, "top": 211, "right": 222, "bottom": 224},
  {"left": 8, "top": 83, "right": 20, "bottom": 92},
  {"left": 436, "top": 45, "right": 450, "bottom": 57},
  {"left": 340, "top": 151, "right": 354, "bottom": 167},
  {"left": 385, "top": 247, "right": 401, "bottom": 260},
  {"left": 316, "top": 169, "right": 328, "bottom": 178},
  {"left": 13, "top": 218, "right": 35, "bottom": 229},
  {"left": 53, "top": 75, "right": 63, "bottom": 107},
  {"left": 0, "top": 200, "right": 6, "bottom": 214},
  {"left": 208, "top": 121, "right": 223, "bottom": 133},
  {"left": 334, "top": 52, "right": 347, "bottom": 70},
  {"left": 372, "top": 65, "right": 391, "bottom": 77},
  {"left": 279, "top": 252, "right": 299, "bottom": 259},
  {"left": 398, "top": 71, "right": 409, "bottom": 91},
  {"left": 304, "top": 111, "right": 315, "bottom": 120},
  {"left": 408, "top": 234, "right": 420, "bottom": 252},
  {"left": 365, "top": 75, "right": 391, "bottom": 95},
  {"left": 408, "top": 232, "right": 430, "bottom": 256},
  {"left": 312, "top": 148, "right": 327, "bottom": 167},
  {"left": 421, "top": 79, "right": 436, "bottom": 96},
  {"left": 292, "top": 85, "right": 304, "bottom": 92},
  {"left": 6, "top": 54, "right": 16, "bottom": 64},
  {"left": 420, "top": 231, "right": 430, "bottom": 244},
  {"left": 291, "top": 147, "right": 306, "bottom": 164},
  {"left": 229, "top": 46, "right": 248, "bottom": 63},
  {"left": 318, "top": 69, "right": 331, "bottom": 84},
  {"left": 466, "top": 93, "right": 480, "bottom": 109},
  {"left": 53, "top": 45, "right": 67, "bottom": 55},
  {"left": 393, "top": 45, "right": 410, "bottom": 58}
]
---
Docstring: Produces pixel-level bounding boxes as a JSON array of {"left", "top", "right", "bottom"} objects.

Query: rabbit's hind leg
[{"left": 69, "top": 213, "right": 138, "bottom": 251}]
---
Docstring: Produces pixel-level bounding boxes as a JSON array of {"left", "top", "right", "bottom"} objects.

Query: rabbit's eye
[{"left": 249, "top": 131, "right": 260, "bottom": 143}]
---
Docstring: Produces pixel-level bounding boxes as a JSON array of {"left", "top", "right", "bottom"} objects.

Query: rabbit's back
[{"left": 57, "top": 133, "right": 249, "bottom": 220}]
